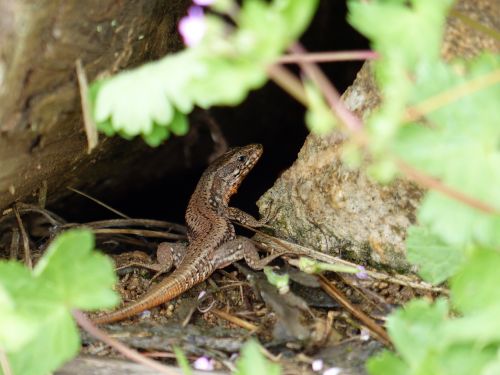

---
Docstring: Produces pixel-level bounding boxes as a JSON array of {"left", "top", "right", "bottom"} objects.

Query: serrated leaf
[
  {"left": 386, "top": 299, "right": 448, "bottom": 367},
  {"left": 406, "top": 226, "right": 465, "bottom": 284},
  {"left": 234, "top": 340, "right": 281, "bottom": 375},
  {"left": 91, "top": 0, "right": 319, "bottom": 146},
  {"left": 450, "top": 247, "right": 500, "bottom": 314},
  {"left": 143, "top": 124, "right": 170, "bottom": 147}
]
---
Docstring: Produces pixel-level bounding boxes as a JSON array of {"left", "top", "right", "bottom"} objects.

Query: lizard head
[{"left": 215, "top": 143, "right": 263, "bottom": 199}]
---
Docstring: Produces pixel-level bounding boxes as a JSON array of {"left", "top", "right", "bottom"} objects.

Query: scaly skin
[{"left": 93, "top": 144, "right": 263, "bottom": 324}]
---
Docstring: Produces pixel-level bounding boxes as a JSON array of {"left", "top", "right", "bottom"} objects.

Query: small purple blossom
[
  {"left": 179, "top": 6, "right": 206, "bottom": 47},
  {"left": 312, "top": 359, "right": 324, "bottom": 371},
  {"left": 356, "top": 265, "right": 368, "bottom": 279},
  {"left": 193, "top": 356, "right": 215, "bottom": 371},
  {"left": 194, "top": 0, "right": 214, "bottom": 6}
]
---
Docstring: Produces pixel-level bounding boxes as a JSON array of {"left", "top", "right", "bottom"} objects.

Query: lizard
[{"left": 93, "top": 143, "right": 276, "bottom": 324}]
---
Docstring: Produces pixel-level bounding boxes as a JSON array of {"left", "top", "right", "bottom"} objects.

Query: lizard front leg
[
  {"left": 226, "top": 207, "right": 273, "bottom": 230},
  {"left": 212, "top": 236, "right": 285, "bottom": 270}
]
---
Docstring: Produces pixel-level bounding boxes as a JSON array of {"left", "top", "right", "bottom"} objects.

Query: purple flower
[
  {"left": 179, "top": 6, "right": 206, "bottom": 47},
  {"left": 194, "top": 0, "right": 214, "bottom": 5},
  {"left": 193, "top": 356, "right": 215, "bottom": 371},
  {"left": 356, "top": 265, "right": 368, "bottom": 279}
]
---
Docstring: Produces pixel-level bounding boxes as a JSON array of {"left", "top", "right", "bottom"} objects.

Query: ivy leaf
[{"left": 406, "top": 226, "right": 465, "bottom": 284}]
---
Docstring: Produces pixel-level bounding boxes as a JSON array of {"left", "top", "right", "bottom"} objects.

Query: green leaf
[
  {"left": 304, "top": 80, "right": 336, "bottom": 135},
  {"left": 386, "top": 299, "right": 449, "bottom": 368},
  {"left": 450, "top": 247, "right": 500, "bottom": 314},
  {"left": 406, "top": 226, "right": 465, "bottom": 284},
  {"left": 367, "top": 350, "right": 408, "bottom": 375},
  {"left": 91, "top": 0, "right": 320, "bottom": 146},
  {"left": 0, "top": 264, "right": 40, "bottom": 352},
  {"left": 143, "top": 123, "right": 170, "bottom": 147},
  {"left": 234, "top": 340, "right": 281, "bottom": 375},
  {"left": 0, "top": 229, "right": 119, "bottom": 375},
  {"left": 173, "top": 346, "right": 193, "bottom": 375},
  {"left": 34, "top": 229, "right": 119, "bottom": 310}
]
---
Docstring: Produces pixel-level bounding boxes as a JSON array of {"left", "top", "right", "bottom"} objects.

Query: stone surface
[
  {"left": 258, "top": 0, "right": 499, "bottom": 271},
  {"left": 0, "top": 0, "right": 191, "bottom": 211}
]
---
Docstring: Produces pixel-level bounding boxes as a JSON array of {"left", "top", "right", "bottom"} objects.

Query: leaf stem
[
  {"left": 404, "top": 68, "right": 500, "bottom": 122},
  {"left": 73, "top": 310, "right": 182, "bottom": 375},
  {"left": 277, "top": 50, "right": 378, "bottom": 64},
  {"left": 396, "top": 159, "right": 499, "bottom": 215},
  {"left": 266, "top": 64, "right": 309, "bottom": 106}
]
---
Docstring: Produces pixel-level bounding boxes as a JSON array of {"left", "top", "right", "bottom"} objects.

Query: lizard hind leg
[{"left": 212, "top": 236, "right": 285, "bottom": 270}]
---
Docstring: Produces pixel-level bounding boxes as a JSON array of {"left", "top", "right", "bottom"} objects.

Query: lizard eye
[{"left": 237, "top": 155, "right": 247, "bottom": 163}]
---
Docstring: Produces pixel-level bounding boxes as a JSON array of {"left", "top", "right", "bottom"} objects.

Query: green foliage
[
  {"left": 91, "top": 0, "right": 319, "bottom": 145},
  {"left": 174, "top": 346, "right": 193, "bottom": 375},
  {"left": 234, "top": 340, "right": 281, "bottom": 375},
  {"left": 406, "top": 226, "right": 464, "bottom": 285},
  {"left": 368, "top": 247, "right": 500, "bottom": 375},
  {"left": 0, "top": 229, "right": 118, "bottom": 375},
  {"left": 347, "top": 1, "right": 500, "bottom": 374}
]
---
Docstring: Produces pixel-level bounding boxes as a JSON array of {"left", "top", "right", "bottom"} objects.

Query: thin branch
[
  {"left": 396, "top": 159, "right": 499, "bottom": 215},
  {"left": 277, "top": 50, "right": 378, "bottom": 64},
  {"left": 68, "top": 187, "right": 129, "bottom": 219},
  {"left": 13, "top": 205, "right": 32, "bottom": 269},
  {"left": 289, "top": 43, "right": 366, "bottom": 138},
  {"left": 450, "top": 10, "right": 500, "bottom": 41},
  {"left": 266, "top": 64, "right": 309, "bottom": 106},
  {"left": 76, "top": 59, "right": 99, "bottom": 153},
  {"left": 318, "top": 274, "right": 391, "bottom": 347},
  {"left": 72, "top": 310, "right": 181, "bottom": 375}
]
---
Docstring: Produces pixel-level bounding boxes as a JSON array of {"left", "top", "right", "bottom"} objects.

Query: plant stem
[{"left": 278, "top": 50, "right": 378, "bottom": 64}]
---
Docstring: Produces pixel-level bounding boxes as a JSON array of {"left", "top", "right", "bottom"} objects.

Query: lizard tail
[{"left": 92, "top": 274, "right": 187, "bottom": 324}]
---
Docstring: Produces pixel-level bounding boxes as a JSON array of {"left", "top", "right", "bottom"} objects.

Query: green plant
[
  {"left": 90, "top": 0, "right": 319, "bottom": 146},
  {"left": 0, "top": 229, "right": 118, "bottom": 375}
]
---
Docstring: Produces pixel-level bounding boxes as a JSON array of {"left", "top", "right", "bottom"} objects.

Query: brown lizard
[{"left": 94, "top": 144, "right": 274, "bottom": 324}]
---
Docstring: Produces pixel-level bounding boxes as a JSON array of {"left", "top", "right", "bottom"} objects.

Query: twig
[
  {"left": 91, "top": 228, "right": 185, "bottom": 240},
  {"left": 210, "top": 308, "right": 259, "bottom": 332},
  {"left": 404, "top": 68, "right": 500, "bottom": 123},
  {"left": 450, "top": 9, "right": 500, "bottom": 40},
  {"left": 68, "top": 187, "right": 129, "bottom": 219},
  {"left": 76, "top": 59, "right": 99, "bottom": 153},
  {"left": 62, "top": 218, "right": 187, "bottom": 234},
  {"left": 73, "top": 310, "right": 181, "bottom": 375},
  {"left": 317, "top": 274, "right": 391, "bottom": 346},
  {"left": 13, "top": 205, "right": 32, "bottom": 269},
  {"left": 236, "top": 222, "right": 447, "bottom": 294},
  {"left": 267, "top": 64, "right": 309, "bottom": 106},
  {"left": 277, "top": 50, "right": 378, "bottom": 64},
  {"left": 289, "top": 43, "right": 365, "bottom": 135}
]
